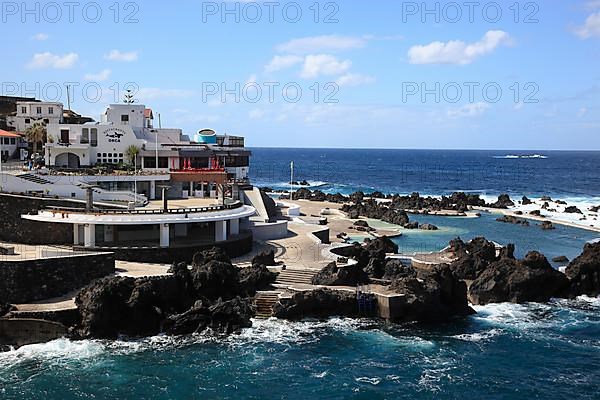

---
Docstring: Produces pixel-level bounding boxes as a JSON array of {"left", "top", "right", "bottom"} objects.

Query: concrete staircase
[
  {"left": 254, "top": 291, "right": 281, "bottom": 318},
  {"left": 275, "top": 269, "right": 318, "bottom": 286},
  {"left": 17, "top": 173, "right": 52, "bottom": 185}
]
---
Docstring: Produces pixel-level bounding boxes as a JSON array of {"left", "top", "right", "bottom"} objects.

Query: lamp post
[
  {"left": 290, "top": 161, "right": 294, "bottom": 201},
  {"left": 155, "top": 130, "right": 159, "bottom": 172},
  {"left": 134, "top": 154, "right": 137, "bottom": 205}
]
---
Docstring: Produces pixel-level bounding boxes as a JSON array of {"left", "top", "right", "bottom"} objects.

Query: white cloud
[
  {"left": 277, "top": 35, "right": 367, "bottom": 54},
  {"left": 575, "top": 12, "right": 600, "bottom": 39},
  {"left": 104, "top": 50, "right": 139, "bottom": 62},
  {"left": 336, "top": 73, "right": 375, "bottom": 87},
  {"left": 447, "top": 102, "right": 490, "bottom": 118},
  {"left": 408, "top": 30, "right": 511, "bottom": 65},
  {"left": 32, "top": 33, "right": 49, "bottom": 41},
  {"left": 264, "top": 55, "right": 304, "bottom": 73},
  {"left": 26, "top": 52, "right": 79, "bottom": 69},
  {"left": 84, "top": 69, "right": 112, "bottom": 81},
  {"left": 300, "top": 54, "right": 352, "bottom": 79}
]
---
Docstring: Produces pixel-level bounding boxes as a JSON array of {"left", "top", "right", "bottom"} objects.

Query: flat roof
[{"left": 22, "top": 205, "right": 256, "bottom": 225}]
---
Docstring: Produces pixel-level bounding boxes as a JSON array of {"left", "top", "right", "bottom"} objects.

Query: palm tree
[
  {"left": 125, "top": 145, "right": 140, "bottom": 166},
  {"left": 24, "top": 122, "right": 47, "bottom": 155}
]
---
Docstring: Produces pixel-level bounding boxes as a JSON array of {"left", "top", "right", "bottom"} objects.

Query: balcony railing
[{"left": 43, "top": 201, "right": 243, "bottom": 215}]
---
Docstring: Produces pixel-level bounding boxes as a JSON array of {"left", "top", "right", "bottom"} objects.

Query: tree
[
  {"left": 123, "top": 89, "right": 137, "bottom": 104},
  {"left": 125, "top": 145, "right": 140, "bottom": 166},
  {"left": 24, "top": 122, "right": 47, "bottom": 155}
]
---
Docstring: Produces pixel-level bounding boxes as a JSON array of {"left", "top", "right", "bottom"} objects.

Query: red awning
[{"left": 0, "top": 129, "right": 21, "bottom": 138}]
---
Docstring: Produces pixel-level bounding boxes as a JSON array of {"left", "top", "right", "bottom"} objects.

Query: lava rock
[
  {"left": 251, "top": 250, "right": 277, "bottom": 267},
  {"left": 164, "top": 297, "right": 253, "bottom": 335},
  {"left": 382, "top": 259, "right": 417, "bottom": 281},
  {"left": 540, "top": 221, "right": 555, "bottom": 230},
  {"left": 388, "top": 264, "right": 474, "bottom": 322},
  {"left": 488, "top": 194, "right": 515, "bottom": 209},
  {"left": 1, "top": 302, "right": 14, "bottom": 317},
  {"left": 272, "top": 288, "right": 362, "bottom": 320},
  {"left": 522, "top": 196, "right": 532, "bottom": 205},
  {"left": 468, "top": 252, "right": 569, "bottom": 305},
  {"left": 564, "top": 206, "right": 583, "bottom": 214},
  {"left": 353, "top": 220, "right": 369, "bottom": 228},
  {"left": 419, "top": 223, "right": 439, "bottom": 231},
  {"left": 363, "top": 236, "right": 398, "bottom": 255},
  {"left": 238, "top": 264, "right": 278, "bottom": 297},
  {"left": 496, "top": 215, "right": 530, "bottom": 226},
  {"left": 565, "top": 242, "right": 600, "bottom": 297},
  {"left": 311, "top": 262, "right": 369, "bottom": 286}
]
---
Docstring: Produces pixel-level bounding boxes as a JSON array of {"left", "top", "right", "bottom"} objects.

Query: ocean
[{"left": 2, "top": 149, "right": 600, "bottom": 399}]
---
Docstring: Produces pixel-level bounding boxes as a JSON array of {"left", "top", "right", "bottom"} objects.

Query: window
[
  {"left": 121, "top": 115, "right": 129, "bottom": 125},
  {"left": 118, "top": 153, "right": 123, "bottom": 158},
  {"left": 103, "top": 153, "right": 107, "bottom": 157},
  {"left": 48, "top": 107, "right": 54, "bottom": 115},
  {"left": 10, "top": 138, "right": 16, "bottom": 145},
  {"left": 21, "top": 107, "right": 26, "bottom": 114},
  {"left": 36, "top": 107, "right": 42, "bottom": 114},
  {"left": 43, "top": 119, "right": 49, "bottom": 124},
  {"left": 60, "top": 129, "right": 70, "bottom": 144},
  {"left": 97, "top": 153, "right": 101, "bottom": 157},
  {"left": 90, "top": 128, "right": 98, "bottom": 147},
  {"left": 25, "top": 118, "right": 31, "bottom": 124},
  {"left": 81, "top": 128, "right": 89, "bottom": 144}
]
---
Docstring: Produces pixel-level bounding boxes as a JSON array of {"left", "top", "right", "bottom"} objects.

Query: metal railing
[{"left": 43, "top": 201, "right": 244, "bottom": 215}]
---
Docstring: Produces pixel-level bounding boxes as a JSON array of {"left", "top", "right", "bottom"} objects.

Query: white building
[
  {"left": 43, "top": 103, "right": 251, "bottom": 200},
  {"left": 7, "top": 101, "right": 63, "bottom": 132},
  {"left": 0, "top": 130, "right": 22, "bottom": 161}
]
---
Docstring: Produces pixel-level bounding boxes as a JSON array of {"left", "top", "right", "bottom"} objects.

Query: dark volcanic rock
[
  {"left": 404, "top": 222, "right": 419, "bottom": 229},
  {"left": 164, "top": 297, "right": 253, "bottom": 335},
  {"left": 522, "top": 196, "right": 532, "bottom": 205},
  {"left": 565, "top": 242, "right": 600, "bottom": 297},
  {"left": 496, "top": 215, "right": 530, "bottom": 226},
  {"left": 251, "top": 250, "right": 277, "bottom": 267},
  {"left": 1, "top": 302, "right": 14, "bottom": 317},
  {"left": 552, "top": 256, "right": 569, "bottom": 264},
  {"left": 530, "top": 210, "right": 542, "bottom": 216},
  {"left": 564, "top": 206, "right": 583, "bottom": 214},
  {"left": 272, "top": 288, "right": 361, "bottom": 320},
  {"left": 488, "top": 194, "right": 515, "bottom": 209},
  {"left": 419, "top": 223, "right": 439, "bottom": 231},
  {"left": 468, "top": 252, "right": 569, "bottom": 305},
  {"left": 238, "top": 264, "right": 278, "bottom": 296},
  {"left": 364, "top": 236, "right": 398, "bottom": 255},
  {"left": 353, "top": 220, "right": 369, "bottom": 228},
  {"left": 311, "top": 262, "right": 369, "bottom": 286},
  {"left": 382, "top": 259, "right": 416, "bottom": 281},
  {"left": 388, "top": 264, "right": 474, "bottom": 322},
  {"left": 75, "top": 276, "right": 137, "bottom": 338},
  {"left": 540, "top": 221, "right": 555, "bottom": 230},
  {"left": 74, "top": 248, "right": 276, "bottom": 339}
]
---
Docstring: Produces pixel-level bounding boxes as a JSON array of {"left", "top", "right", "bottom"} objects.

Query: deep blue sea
[{"left": 2, "top": 149, "right": 600, "bottom": 399}]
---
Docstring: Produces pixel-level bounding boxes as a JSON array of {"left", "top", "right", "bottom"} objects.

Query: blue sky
[{"left": 2, "top": 0, "right": 600, "bottom": 149}]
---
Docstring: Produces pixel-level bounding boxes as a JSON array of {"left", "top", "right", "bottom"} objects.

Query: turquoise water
[
  {"left": 391, "top": 212, "right": 598, "bottom": 264},
  {"left": 2, "top": 299, "right": 600, "bottom": 399}
]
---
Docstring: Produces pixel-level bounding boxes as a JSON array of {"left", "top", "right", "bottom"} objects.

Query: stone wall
[
  {"left": 0, "top": 253, "right": 115, "bottom": 303},
  {"left": 77, "top": 232, "right": 254, "bottom": 264},
  {"left": 0, "top": 193, "right": 84, "bottom": 245}
]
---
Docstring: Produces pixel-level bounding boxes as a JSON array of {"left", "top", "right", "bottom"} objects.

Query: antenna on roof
[{"left": 66, "top": 85, "right": 71, "bottom": 111}]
